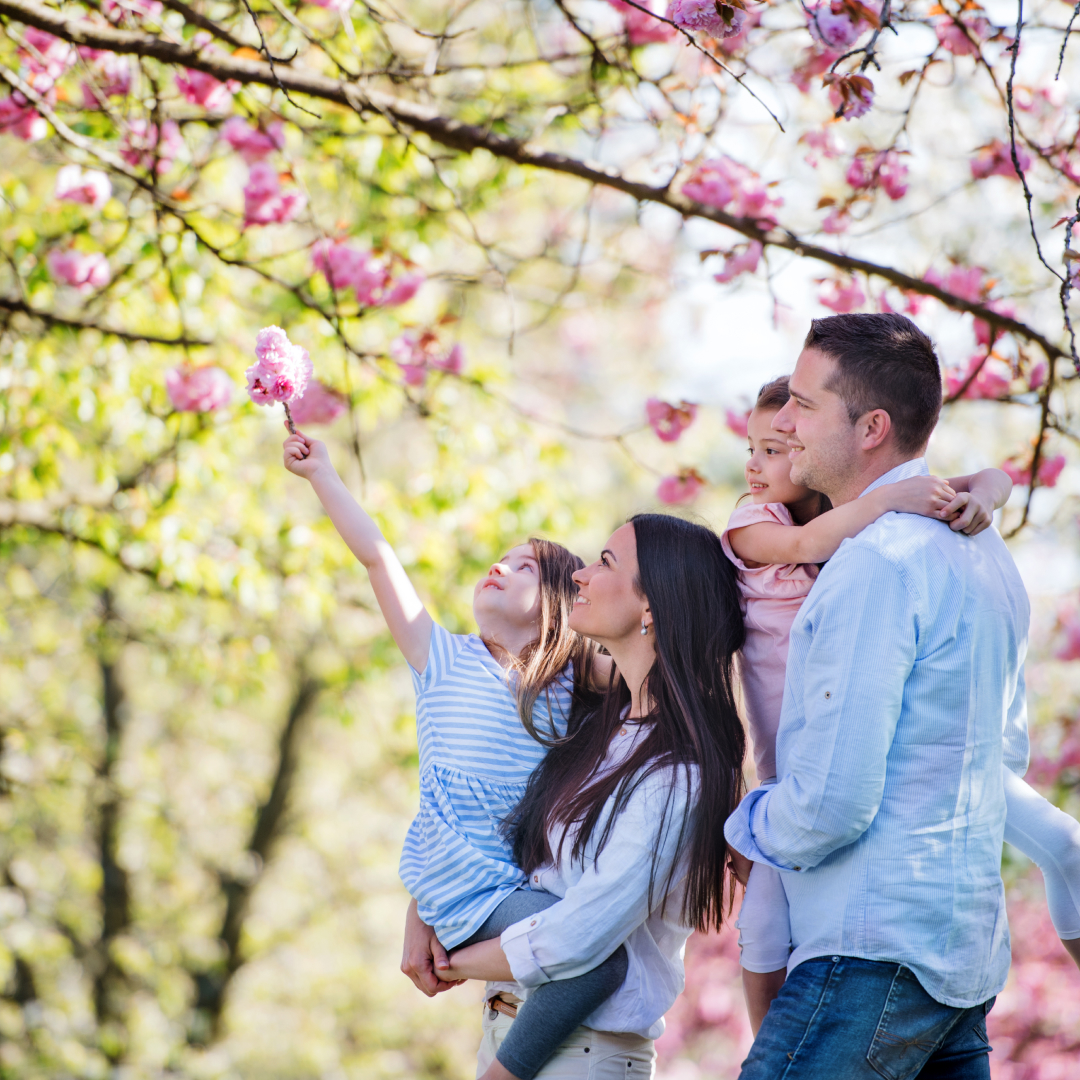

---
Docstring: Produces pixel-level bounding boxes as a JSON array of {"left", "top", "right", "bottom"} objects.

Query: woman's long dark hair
[{"left": 505, "top": 514, "right": 747, "bottom": 933}]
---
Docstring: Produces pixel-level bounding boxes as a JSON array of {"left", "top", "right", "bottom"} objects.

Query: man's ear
[{"left": 859, "top": 408, "right": 892, "bottom": 451}]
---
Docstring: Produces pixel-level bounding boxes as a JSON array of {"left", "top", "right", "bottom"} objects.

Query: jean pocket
[{"left": 866, "top": 967, "right": 961, "bottom": 1080}]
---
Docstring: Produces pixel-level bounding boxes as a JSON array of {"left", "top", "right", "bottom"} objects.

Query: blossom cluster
[
  {"left": 682, "top": 157, "right": 782, "bottom": 225},
  {"left": 246, "top": 326, "right": 313, "bottom": 405},
  {"left": 807, "top": 0, "right": 879, "bottom": 49},
  {"left": 47, "top": 248, "right": 110, "bottom": 291},
  {"left": 390, "top": 331, "right": 463, "bottom": 386},
  {"left": 846, "top": 150, "right": 908, "bottom": 200},
  {"left": 646, "top": 398, "right": 698, "bottom": 442},
  {"left": 166, "top": 366, "right": 234, "bottom": 412},
  {"left": 667, "top": 0, "right": 751, "bottom": 39},
  {"left": 311, "top": 240, "right": 424, "bottom": 307},
  {"left": 606, "top": 0, "right": 675, "bottom": 44}
]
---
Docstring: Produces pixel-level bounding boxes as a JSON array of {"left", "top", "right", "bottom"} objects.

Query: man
[{"left": 725, "top": 312, "right": 1029, "bottom": 1078}]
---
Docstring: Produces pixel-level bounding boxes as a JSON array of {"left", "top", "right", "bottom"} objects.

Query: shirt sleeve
[
  {"left": 500, "top": 765, "right": 696, "bottom": 987},
  {"left": 1003, "top": 658, "right": 1029, "bottom": 778},
  {"left": 720, "top": 502, "right": 792, "bottom": 571},
  {"left": 408, "top": 621, "right": 459, "bottom": 693},
  {"left": 724, "top": 544, "right": 917, "bottom": 872}
]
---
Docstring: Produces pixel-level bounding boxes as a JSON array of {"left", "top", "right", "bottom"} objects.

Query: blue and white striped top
[{"left": 399, "top": 622, "right": 574, "bottom": 949}]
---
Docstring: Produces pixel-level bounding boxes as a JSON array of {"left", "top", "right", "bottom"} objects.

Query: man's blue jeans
[{"left": 739, "top": 957, "right": 994, "bottom": 1079}]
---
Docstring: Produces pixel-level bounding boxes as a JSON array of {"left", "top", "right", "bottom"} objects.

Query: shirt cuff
[
  {"left": 500, "top": 916, "right": 551, "bottom": 988},
  {"left": 724, "top": 786, "right": 802, "bottom": 873}
]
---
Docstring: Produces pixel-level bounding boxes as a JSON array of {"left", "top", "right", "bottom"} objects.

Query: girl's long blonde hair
[{"left": 505, "top": 537, "right": 598, "bottom": 745}]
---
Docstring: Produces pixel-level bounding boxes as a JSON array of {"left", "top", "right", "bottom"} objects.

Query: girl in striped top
[
  {"left": 725, "top": 376, "right": 1080, "bottom": 1033},
  {"left": 283, "top": 428, "right": 629, "bottom": 1080}
]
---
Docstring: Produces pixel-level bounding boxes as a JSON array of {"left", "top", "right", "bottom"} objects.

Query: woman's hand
[
  {"left": 282, "top": 427, "right": 331, "bottom": 481},
  {"left": 882, "top": 475, "right": 957, "bottom": 520},
  {"left": 401, "top": 899, "right": 463, "bottom": 997},
  {"left": 938, "top": 490, "right": 995, "bottom": 536}
]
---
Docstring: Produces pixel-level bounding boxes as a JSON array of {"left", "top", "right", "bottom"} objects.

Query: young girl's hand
[
  {"left": 938, "top": 490, "right": 995, "bottom": 536},
  {"left": 283, "top": 429, "right": 331, "bottom": 480},
  {"left": 882, "top": 475, "right": 957, "bottom": 519}
]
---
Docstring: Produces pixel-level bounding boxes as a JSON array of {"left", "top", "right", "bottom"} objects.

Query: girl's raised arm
[
  {"left": 284, "top": 430, "right": 433, "bottom": 671},
  {"left": 727, "top": 475, "right": 958, "bottom": 568}
]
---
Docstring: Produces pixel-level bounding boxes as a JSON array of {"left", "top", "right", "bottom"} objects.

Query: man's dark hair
[{"left": 803, "top": 312, "right": 942, "bottom": 455}]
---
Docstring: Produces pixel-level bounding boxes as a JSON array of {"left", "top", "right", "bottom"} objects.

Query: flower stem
[{"left": 283, "top": 401, "right": 297, "bottom": 434}]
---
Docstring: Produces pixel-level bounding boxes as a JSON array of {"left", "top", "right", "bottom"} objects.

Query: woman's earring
[{"left": 641, "top": 620, "right": 648, "bottom": 636}]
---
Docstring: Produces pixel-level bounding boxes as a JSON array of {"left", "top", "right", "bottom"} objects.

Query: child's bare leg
[
  {"left": 1062, "top": 936, "right": 1080, "bottom": 970},
  {"left": 742, "top": 967, "right": 787, "bottom": 1037}
]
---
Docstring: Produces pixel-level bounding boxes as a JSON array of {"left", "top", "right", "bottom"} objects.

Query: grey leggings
[{"left": 461, "top": 889, "right": 629, "bottom": 1080}]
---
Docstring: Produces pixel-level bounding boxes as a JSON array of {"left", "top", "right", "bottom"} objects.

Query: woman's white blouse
[{"left": 498, "top": 723, "right": 699, "bottom": 1040}]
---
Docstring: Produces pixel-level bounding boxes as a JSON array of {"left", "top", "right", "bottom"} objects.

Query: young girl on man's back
[
  {"left": 725, "top": 377, "right": 1080, "bottom": 1032},
  {"left": 282, "top": 430, "right": 624, "bottom": 1080}
]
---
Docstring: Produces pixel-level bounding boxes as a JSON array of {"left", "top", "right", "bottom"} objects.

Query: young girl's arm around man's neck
[{"left": 284, "top": 429, "right": 433, "bottom": 671}]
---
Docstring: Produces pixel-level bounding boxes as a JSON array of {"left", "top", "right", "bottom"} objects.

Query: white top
[
  {"left": 498, "top": 722, "right": 698, "bottom": 1039},
  {"left": 400, "top": 622, "right": 573, "bottom": 949}
]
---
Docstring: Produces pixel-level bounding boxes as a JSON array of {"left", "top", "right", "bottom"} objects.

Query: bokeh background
[{"left": 2, "top": 0, "right": 1079, "bottom": 1076}]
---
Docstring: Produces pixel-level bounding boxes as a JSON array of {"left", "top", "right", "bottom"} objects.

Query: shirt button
[
  {"left": 530, "top": 920, "right": 537, "bottom": 927},
  {"left": 824, "top": 691, "right": 831, "bottom": 699},
  {"left": 534, "top": 875, "right": 539, "bottom": 882},
  {"left": 793, "top": 866, "right": 801, "bottom": 871},
  {"left": 619, "top": 727, "right": 628, "bottom": 736}
]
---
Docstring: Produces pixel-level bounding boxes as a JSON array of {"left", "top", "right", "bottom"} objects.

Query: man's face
[{"left": 772, "top": 347, "right": 861, "bottom": 500}]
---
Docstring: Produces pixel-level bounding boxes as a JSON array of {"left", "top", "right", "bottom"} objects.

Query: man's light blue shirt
[{"left": 725, "top": 458, "right": 1030, "bottom": 1008}]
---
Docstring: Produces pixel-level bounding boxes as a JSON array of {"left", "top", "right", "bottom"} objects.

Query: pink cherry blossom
[
  {"left": 714, "top": 241, "right": 763, "bottom": 281},
  {"left": 119, "top": 119, "right": 183, "bottom": 173},
  {"left": 824, "top": 73, "right": 874, "bottom": 120},
  {"left": 1056, "top": 606, "right": 1080, "bottom": 661},
  {"left": 1028, "top": 360, "right": 1048, "bottom": 390},
  {"left": 19, "top": 28, "right": 75, "bottom": 94},
  {"left": 176, "top": 68, "right": 239, "bottom": 110},
  {"left": 806, "top": 2, "right": 862, "bottom": 49},
  {"left": 1001, "top": 452, "right": 1065, "bottom": 489},
  {"left": 801, "top": 127, "right": 844, "bottom": 166},
  {"left": 246, "top": 326, "right": 313, "bottom": 405},
  {"left": 934, "top": 12, "right": 994, "bottom": 57},
  {"left": 682, "top": 157, "right": 781, "bottom": 224},
  {"left": 607, "top": 0, "right": 676, "bottom": 43},
  {"left": 311, "top": 240, "right": 424, "bottom": 306},
  {"left": 821, "top": 206, "right": 850, "bottom": 233},
  {"left": 667, "top": 0, "right": 747, "bottom": 39},
  {"left": 0, "top": 93, "right": 47, "bottom": 141},
  {"left": 847, "top": 150, "right": 908, "bottom": 200},
  {"left": 819, "top": 275, "right": 865, "bottom": 312},
  {"left": 55, "top": 165, "right": 112, "bottom": 210},
  {"left": 945, "top": 265, "right": 985, "bottom": 303},
  {"left": 646, "top": 398, "right": 698, "bottom": 442},
  {"left": 792, "top": 47, "right": 840, "bottom": 93},
  {"left": 79, "top": 49, "right": 132, "bottom": 106},
  {"left": 102, "top": 0, "right": 164, "bottom": 23},
  {"left": 166, "top": 365, "right": 233, "bottom": 412},
  {"left": 971, "top": 139, "right": 1031, "bottom": 180},
  {"left": 973, "top": 301, "right": 1013, "bottom": 349},
  {"left": 221, "top": 117, "right": 286, "bottom": 163},
  {"left": 944, "top": 355, "right": 1011, "bottom": 400},
  {"left": 724, "top": 408, "right": 750, "bottom": 438},
  {"left": 657, "top": 469, "right": 706, "bottom": 505},
  {"left": 289, "top": 380, "right": 348, "bottom": 424},
  {"left": 306, "top": 0, "right": 354, "bottom": 10},
  {"left": 243, "top": 162, "right": 306, "bottom": 227},
  {"left": 47, "top": 248, "right": 111, "bottom": 291},
  {"left": 390, "top": 332, "right": 462, "bottom": 384}
]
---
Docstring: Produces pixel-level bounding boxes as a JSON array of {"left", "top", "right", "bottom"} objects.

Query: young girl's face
[
  {"left": 745, "top": 406, "right": 815, "bottom": 506},
  {"left": 472, "top": 543, "right": 542, "bottom": 632}
]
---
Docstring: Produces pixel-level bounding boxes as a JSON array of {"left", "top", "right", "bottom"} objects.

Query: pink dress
[{"left": 720, "top": 502, "right": 817, "bottom": 782}]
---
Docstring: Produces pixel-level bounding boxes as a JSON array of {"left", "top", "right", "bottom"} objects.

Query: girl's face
[
  {"left": 569, "top": 524, "right": 649, "bottom": 645},
  {"left": 472, "top": 543, "right": 542, "bottom": 632},
  {"left": 745, "top": 406, "right": 815, "bottom": 506}
]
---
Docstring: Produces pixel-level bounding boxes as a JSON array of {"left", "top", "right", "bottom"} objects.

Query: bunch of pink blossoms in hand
[
  {"left": 47, "top": 248, "right": 110, "bottom": 291},
  {"left": 646, "top": 399, "right": 698, "bottom": 443},
  {"left": 667, "top": 0, "right": 750, "bottom": 39},
  {"left": 682, "top": 157, "right": 781, "bottom": 224},
  {"left": 221, "top": 117, "right": 286, "bottom": 163},
  {"left": 971, "top": 139, "right": 1031, "bottom": 180},
  {"left": 243, "top": 163, "right": 306, "bottom": 227},
  {"left": 166, "top": 365, "right": 233, "bottom": 412},
  {"left": 289, "top": 380, "right": 348, "bottom": 425},
  {"left": 824, "top": 73, "right": 874, "bottom": 119},
  {"left": 657, "top": 469, "right": 706, "bottom": 505},
  {"left": 607, "top": 0, "right": 676, "bottom": 43},
  {"left": 55, "top": 165, "right": 112, "bottom": 210},
  {"left": 312, "top": 240, "right": 424, "bottom": 306},
  {"left": 120, "top": 119, "right": 183, "bottom": 173},
  {"left": 246, "top": 327, "right": 313, "bottom": 413}
]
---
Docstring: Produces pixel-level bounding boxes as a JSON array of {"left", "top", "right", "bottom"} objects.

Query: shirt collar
[{"left": 858, "top": 457, "right": 929, "bottom": 499}]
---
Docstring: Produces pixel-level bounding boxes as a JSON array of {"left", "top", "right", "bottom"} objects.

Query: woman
[{"left": 404, "top": 513, "right": 748, "bottom": 1078}]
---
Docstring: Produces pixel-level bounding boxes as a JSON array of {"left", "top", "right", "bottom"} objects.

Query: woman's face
[
  {"left": 569, "top": 523, "right": 648, "bottom": 644},
  {"left": 745, "top": 406, "right": 815, "bottom": 505}
]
